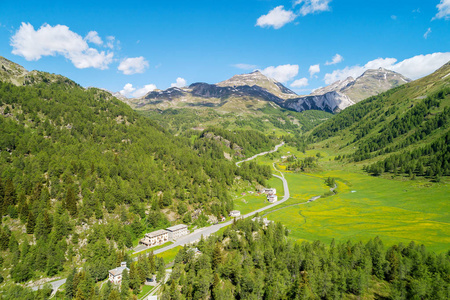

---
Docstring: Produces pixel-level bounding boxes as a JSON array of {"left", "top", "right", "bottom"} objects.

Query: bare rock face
[{"left": 284, "top": 91, "right": 355, "bottom": 113}]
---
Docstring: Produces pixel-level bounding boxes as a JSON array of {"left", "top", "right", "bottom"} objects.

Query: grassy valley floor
[{"left": 252, "top": 146, "right": 450, "bottom": 253}]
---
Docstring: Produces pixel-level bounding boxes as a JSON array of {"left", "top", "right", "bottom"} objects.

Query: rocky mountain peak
[{"left": 217, "top": 70, "right": 297, "bottom": 98}]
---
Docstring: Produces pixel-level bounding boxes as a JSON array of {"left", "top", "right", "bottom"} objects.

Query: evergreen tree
[
  {"left": 65, "top": 186, "right": 78, "bottom": 217},
  {"left": 120, "top": 269, "right": 130, "bottom": 300},
  {"left": 65, "top": 268, "right": 77, "bottom": 299},
  {"left": 26, "top": 211, "right": 36, "bottom": 234}
]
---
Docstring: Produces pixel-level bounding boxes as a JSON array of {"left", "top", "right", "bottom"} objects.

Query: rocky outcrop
[{"left": 284, "top": 91, "right": 355, "bottom": 113}]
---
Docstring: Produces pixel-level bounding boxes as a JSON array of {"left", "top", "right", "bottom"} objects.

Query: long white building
[{"left": 166, "top": 224, "right": 189, "bottom": 240}]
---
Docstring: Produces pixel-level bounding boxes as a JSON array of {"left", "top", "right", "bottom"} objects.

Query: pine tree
[
  {"left": 212, "top": 243, "right": 223, "bottom": 269},
  {"left": 2, "top": 179, "right": 16, "bottom": 214},
  {"left": 65, "top": 186, "right": 78, "bottom": 217},
  {"left": 65, "top": 268, "right": 77, "bottom": 299},
  {"left": 26, "top": 211, "right": 36, "bottom": 234},
  {"left": 0, "top": 178, "right": 4, "bottom": 216},
  {"left": 120, "top": 269, "right": 130, "bottom": 300}
]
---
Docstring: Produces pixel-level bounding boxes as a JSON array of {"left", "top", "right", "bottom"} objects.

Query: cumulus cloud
[
  {"left": 233, "top": 63, "right": 258, "bottom": 70},
  {"left": 260, "top": 64, "right": 299, "bottom": 83},
  {"left": 433, "top": 0, "right": 450, "bottom": 20},
  {"left": 120, "top": 83, "right": 157, "bottom": 98},
  {"left": 325, "top": 54, "right": 343, "bottom": 65},
  {"left": 118, "top": 57, "right": 149, "bottom": 75},
  {"left": 324, "top": 52, "right": 450, "bottom": 84},
  {"left": 256, "top": 6, "right": 296, "bottom": 29},
  {"left": 10, "top": 22, "right": 113, "bottom": 69},
  {"left": 424, "top": 28, "right": 432, "bottom": 39},
  {"left": 171, "top": 77, "right": 187, "bottom": 88},
  {"left": 294, "top": 0, "right": 332, "bottom": 16},
  {"left": 291, "top": 78, "right": 309, "bottom": 88},
  {"left": 106, "top": 36, "right": 116, "bottom": 49},
  {"left": 309, "top": 64, "right": 320, "bottom": 77},
  {"left": 120, "top": 83, "right": 135, "bottom": 96},
  {"left": 85, "top": 31, "right": 103, "bottom": 45}
]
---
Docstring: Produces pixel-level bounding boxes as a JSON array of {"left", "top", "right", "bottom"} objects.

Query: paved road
[
  {"left": 235, "top": 142, "right": 284, "bottom": 166},
  {"left": 31, "top": 142, "right": 289, "bottom": 292},
  {"left": 152, "top": 173, "right": 290, "bottom": 255},
  {"left": 31, "top": 278, "right": 66, "bottom": 296}
]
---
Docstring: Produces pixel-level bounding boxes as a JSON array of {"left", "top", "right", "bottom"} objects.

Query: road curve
[
  {"left": 31, "top": 142, "right": 289, "bottom": 292},
  {"left": 152, "top": 173, "right": 290, "bottom": 255},
  {"left": 235, "top": 142, "right": 284, "bottom": 167}
]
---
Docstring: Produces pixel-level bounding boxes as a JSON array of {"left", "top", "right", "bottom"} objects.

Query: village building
[
  {"left": 268, "top": 194, "right": 278, "bottom": 203},
  {"left": 109, "top": 262, "right": 129, "bottom": 285},
  {"left": 229, "top": 210, "right": 241, "bottom": 217},
  {"left": 264, "top": 188, "right": 276, "bottom": 195},
  {"left": 166, "top": 224, "right": 189, "bottom": 240},
  {"left": 139, "top": 229, "right": 169, "bottom": 247}
]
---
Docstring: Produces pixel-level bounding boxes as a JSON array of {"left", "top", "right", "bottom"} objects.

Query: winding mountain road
[
  {"left": 235, "top": 142, "right": 284, "bottom": 166},
  {"left": 31, "top": 142, "right": 290, "bottom": 293}
]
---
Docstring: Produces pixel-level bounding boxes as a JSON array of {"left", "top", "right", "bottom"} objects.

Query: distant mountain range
[
  {"left": 0, "top": 55, "right": 410, "bottom": 114},
  {"left": 127, "top": 68, "right": 410, "bottom": 114}
]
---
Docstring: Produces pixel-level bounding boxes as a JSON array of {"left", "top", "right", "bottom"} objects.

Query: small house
[
  {"left": 109, "top": 262, "right": 129, "bottom": 285},
  {"left": 229, "top": 210, "right": 241, "bottom": 217},
  {"left": 264, "top": 188, "right": 276, "bottom": 195},
  {"left": 268, "top": 194, "right": 278, "bottom": 203}
]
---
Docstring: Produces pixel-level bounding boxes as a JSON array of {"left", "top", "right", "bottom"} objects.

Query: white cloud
[
  {"left": 85, "top": 31, "right": 103, "bottom": 45},
  {"left": 256, "top": 6, "right": 297, "bottom": 29},
  {"left": 389, "top": 53, "right": 450, "bottom": 79},
  {"left": 120, "top": 83, "right": 157, "bottom": 98},
  {"left": 309, "top": 64, "right": 320, "bottom": 77},
  {"left": 325, "top": 54, "right": 343, "bottom": 65},
  {"left": 294, "top": 0, "right": 331, "bottom": 16},
  {"left": 233, "top": 63, "right": 258, "bottom": 70},
  {"left": 171, "top": 77, "right": 187, "bottom": 88},
  {"left": 260, "top": 64, "right": 299, "bottom": 83},
  {"left": 119, "top": 83, "right": 135, "bottom": 96},
  {"left": 424, "top": 28, "right": 432, "bottom": 39},
  {"left": 324, "top": 52, "right": 450, "bottom": 84},
  {"left": 106, "top": 36, "right": 115, "bottom": 49},
  {"left": 391, "top": 15, "right": 397, "bottom": 20},
  {"left": 291, "top": 77, "right": 309, "bottom": 88},
  {"left": 10, "top": 22, "right": 113, "bottom": 69},
  {"left": 118, "top": 57, "right": 149, "bottom": 75},
  {"left": 433, "top": 0, "right": 450, "bottom": 20}
]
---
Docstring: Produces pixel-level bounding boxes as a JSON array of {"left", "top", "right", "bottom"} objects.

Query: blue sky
[{"left": 0, "top": 0, "right": 449, "bottom": 97}]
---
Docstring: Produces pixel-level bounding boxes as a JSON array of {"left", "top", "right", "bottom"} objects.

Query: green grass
[
  {"left": 131, "top": 241, "right": 173, "bottom": 258},
  {"left": 266, "top": 170, "right": 450, "bottom": 253},
  {"left": 232, "top": 176, "right": 284, "bottom": 215},
  {"left": 156, "top": 246, "right": 183, "bottom": 264},
  {"left": 137, "top": 285, "right": 154, "bottom": 299}
]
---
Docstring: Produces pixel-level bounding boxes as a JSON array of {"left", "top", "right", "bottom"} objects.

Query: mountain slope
[
  {"left": 0, "top": 59, "right": 275, "bottom": 284},
  {"left": 310, "top": 60, "right": 450, "bottom": 179}
]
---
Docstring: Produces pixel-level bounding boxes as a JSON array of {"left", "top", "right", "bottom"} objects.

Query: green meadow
[
  {"left": 232, "top": 176, "right": 284, "bottom": 215},
  {"left": 265, "top": 170, "right": 450, "bottom": 253}
]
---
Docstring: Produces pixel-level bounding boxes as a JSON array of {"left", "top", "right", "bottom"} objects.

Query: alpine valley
[{"left": 0, "top": 53, "right": 449, "bottom": 300}]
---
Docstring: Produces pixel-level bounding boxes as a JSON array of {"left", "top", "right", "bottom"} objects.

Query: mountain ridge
[{"left": 129, "top": 67, "right": 411, "bottom": 114}]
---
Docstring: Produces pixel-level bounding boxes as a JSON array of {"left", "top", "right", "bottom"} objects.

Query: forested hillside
[
  {"left": 0, "top": 72, "right": 272, "bottom": 283},
  {"left": 160, "top": 218, "right": 450, "bottom": 299},
  {"left": 310, "top": 61, "right": 450, "bottom": 180}
]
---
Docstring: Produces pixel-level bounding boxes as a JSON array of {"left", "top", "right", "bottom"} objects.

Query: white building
[
  {"left": 109, "top": 262, "right": 128, "bottom": 285},
  {"left": 268, "top": 194, "right": 278, "bottom": 203},
  {"left": 264, "top": 188, "right": 276, "bottom": 195},
  {"left": 166, "top": 224, "right": 189, "bottom": 240},
  {"left": 139, "top": 229, "right": 169, "bottom": 247},
  {"left": 229, "top": 210, "right": 241, "bottom": 217}
]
